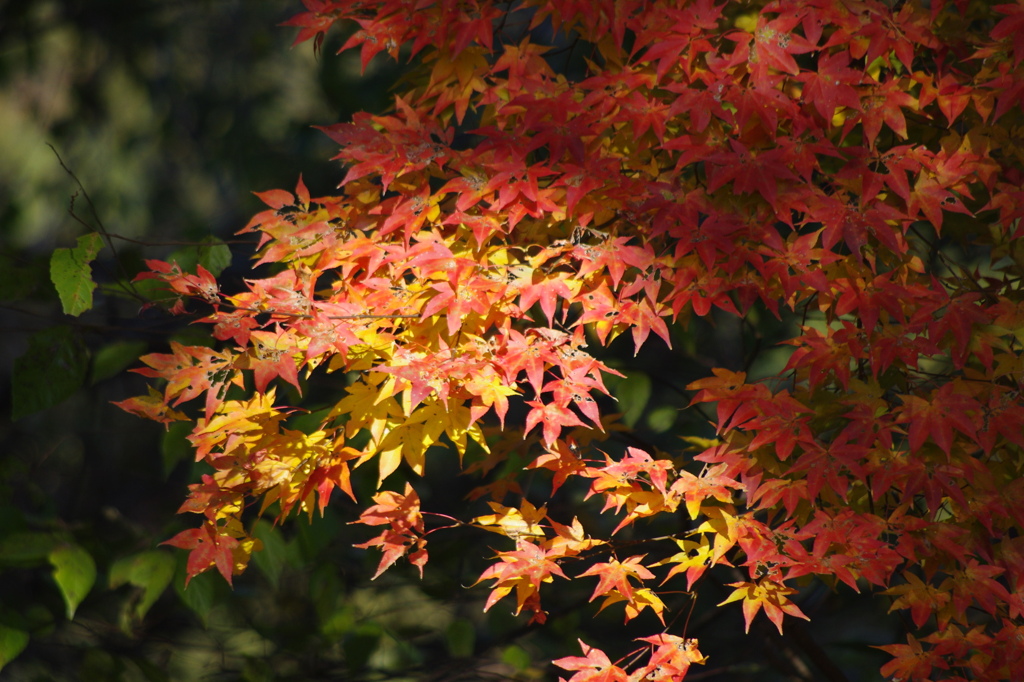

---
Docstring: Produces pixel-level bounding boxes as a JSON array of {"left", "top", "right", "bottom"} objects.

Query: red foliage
[{"left": 121, "top": 0, "right": 1024, "bottom": 679}]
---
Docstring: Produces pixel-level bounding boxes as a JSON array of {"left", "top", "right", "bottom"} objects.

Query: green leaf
[
  {"left": 251, "top": 520, "right": 291, "bottom": 589},
  {"left": 445, "top": 618, "right": 475, "bottom": 658},
  {"left": 80, "top": 648, "right": 123, "bottom": 680},
  {"left": 502, "top": 644, "right": 531, "bottom": 671},
  {"left": 0, "top": 624, "right": 29, "bottom": 672},
  {"left": 615, "top": 371, "right": 651, "bottom": 428},
  {"left": 50, "top": 232, "right": 104, "bottom": 316},
  {"left": 174, "top": 558, "right": 217, "bottom": 626},
  {"left": 295, "top": 507, "right": 344, "bottom": 561},
  {"left": 161, "top": 421, "right": 194, "bottom": 478},
  {"left": 646, "top": 405, "right": 678, "bottom": 433},
  {"left": 167, "top": 237, "right": 231, "bottom": 277},
  {"left": 90, "top": 340, "right": 147, "bottom": 385},
  {"left": 321, "top": 604, "right": 355, "bottom": 639},
  {"left": 12, "top": 326, "right": 89, "bottom": 420},
  {"left": 311, "top": 564, "right": 344, "bottom": 627},
  {"left": 130, "top": 276, "right": 173, "bottom": 306},
  {"left": 49, "top": 543, "right": 96, "bottom": 620},
  {"left": 343, "top": 623, "right": 382, "bottom": 669},
  {"left": 0, "top": 532, "right": 60, "bottom": 566},
  {"left": 109, "top": 550, "right": 175, "bottom": 623}
]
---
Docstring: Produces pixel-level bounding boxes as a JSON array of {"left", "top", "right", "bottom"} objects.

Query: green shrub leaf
[
  {"left": 50, "top": 232, "right": 104, "bottom": 316},
  {"left": 12, "top": 326, "right": 89, "bottom": 420},
  {"left": 49, "top": 543, "right": 96, "bottom": 620}
]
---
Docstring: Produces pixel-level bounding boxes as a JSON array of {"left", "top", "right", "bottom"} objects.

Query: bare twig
[{"left": 105, "top": 233, "right": 250, "bottom": 247}]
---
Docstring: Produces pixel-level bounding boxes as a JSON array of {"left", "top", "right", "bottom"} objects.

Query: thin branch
[
  {"left": 48, "top": 144, "right": 149, "bottom": 305},
  {"left": 105, "top": 233, "right": 251, "bottom": 247},
  {"left": 225, "top": 303, "right": 421, "bottom": 321},
  {"left": 785, "top": 619, "right": 852, "bottom": 682}
]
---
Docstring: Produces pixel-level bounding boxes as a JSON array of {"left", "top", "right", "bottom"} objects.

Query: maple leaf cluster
[{"left": 120, "top": 0, "right": 1024, "bottom": 679}]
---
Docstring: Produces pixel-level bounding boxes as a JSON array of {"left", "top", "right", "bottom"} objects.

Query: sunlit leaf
[
  {"left": 50, "top": 232, "right": 103, "bottom": 316},
  {"left": 49, "top": 543, "right": 96, "bottom": 620}
]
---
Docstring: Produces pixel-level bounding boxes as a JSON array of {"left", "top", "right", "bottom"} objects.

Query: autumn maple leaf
[
  {"left": 547, "top": 516, "right": 604, "bottom": 555},
  {"left": 552, "top": 640, "right": 628, "bottom": 682},
  {"left": 579, "top": 555, "right": 655, "bottom": 604},
  {"left": 875, "top": 634, "right": 945, "bottom": 681},
  {"left": 718, "top": 579, "right": 810, "bottom": 634},
  {"left": 352, "top": 483, "right": 428, "bottom": 579},
  {"left": 498, "top": 328, "right": 556, "bottom": 395},
  {"left": 883, "top": 571, "right": 951, "bottom": 629},
  {"left": 132, "top": 342, "right": 242, "bottom": 420},
  {"left": 162, "top": 524, "right": 239, "bottom": 587},
  {"left": 636, "top": 634, "right": 707, "bottom": 679},
  {"left": 120, "top": 4, "right": 1024, "bottom": 682},
  {"left": 524, "top": 400, "right": 586, "bottom": 447},
  {"left": 992, "top": 2, "right": 1024, "bottom": 68},
  {"left": 799, "top": 51, "right": 863, "bottom": 121},
  {"left": 846, "top": 77, "right": 917, "bottom": 147},
  {"left": 516, "top": 271, "right": 578, "bottom": 326},
  {"left": 135, "top": 259, "right": 221, "bottom": 306},
  {"left": 475, "top": 540, "right": 567, "bottom": 622},
  {"left": 752, "top": 13, "right": 817, "bottom": 76},
  {"left": 246, "top": 329, "right": 304, "bottom": 395},
  {"left": 529, "top": 441, "right": 590, "bottom": 494},
  {"left": 655, "top": 537, "right": 718, "bottom": 590},
  {"left": 473, "top": 500, "right": 547, "bottom": 540},
  {"left": 112, "top": 386, "right": 189, "bottom": 428}
]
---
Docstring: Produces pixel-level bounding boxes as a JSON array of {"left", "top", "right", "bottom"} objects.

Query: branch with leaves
[{"left": 118, "top": 0, "right": 1024, "bottom": 679}]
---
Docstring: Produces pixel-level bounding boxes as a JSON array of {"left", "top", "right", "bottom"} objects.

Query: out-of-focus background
[
  {"left": 0, "top": 2, "right": 893, "bottom": 680},
  {"left": 0, "top": 3, "right": 426, "bottom": 679}
]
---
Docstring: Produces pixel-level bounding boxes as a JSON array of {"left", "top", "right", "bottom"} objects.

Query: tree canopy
[{"left": 10, "top": 0, "right": 1024, "bottom": 680}]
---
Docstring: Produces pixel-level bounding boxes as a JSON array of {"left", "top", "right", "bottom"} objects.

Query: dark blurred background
[{"left": 0, "top": 2, "right": 429, "bottom": 680}]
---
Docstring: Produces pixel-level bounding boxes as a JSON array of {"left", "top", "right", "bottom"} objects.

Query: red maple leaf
[
  {"left": 352, "top": 483, "right": 428, "bottom": 579},
  {"left": 876, "top": 634, "right": 946, "bottom": 681},
  {"left": 525, "top": 400, "right": 586, "bottom": 447},
  {"left": 845, "top": 77, "right": 917, "bottom": 148},
  {"left": 799, "top": 51, "right": 863, "bottom": 122},
  {"left": 636, "top": 634, "right": 706, "bottom": 679},
  {"left": 579, "top": 555, "right": 655, "bottom": 603},
  {"left": 992, "top": 2, "right": 1024, "bottom": 68},
  {"left": 553, "top": 640, "right": 628, "bottom": 682},
  {"left": 246, "top": 330, "right": 304, "bottom": 395},
  {"left": 475, "top": 540, "right": 567, "bottom": 623},
  {"left": 718, "top": 579, "right": 810, "bottom": 634},
  {"left": 162, "top": 524, "right": 239, "bottom": 586}
]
